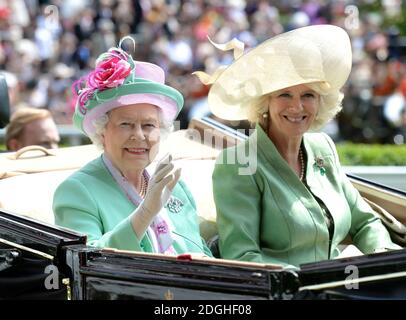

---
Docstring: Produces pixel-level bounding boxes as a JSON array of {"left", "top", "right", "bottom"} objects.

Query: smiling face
[
  {"left": 101, "top": 103, "right": 161, "bottom": 176},
  {"left": 267, "top": 84, "right": 320, "bottom": 142}
]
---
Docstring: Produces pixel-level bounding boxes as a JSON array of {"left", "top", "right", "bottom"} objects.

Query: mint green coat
[
  {"left": 53, "top": 156, "right": 212, "bottom": 256},
  {"left": 213, "top": 124, "right": 400, "bottom": 267}
]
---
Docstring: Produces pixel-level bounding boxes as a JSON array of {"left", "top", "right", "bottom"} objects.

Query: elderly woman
[
  {"left": 53, "top": 40, "right": 212, "bottom": 256},
  {"left": 196, "top": 25, "right": 400, "bottom": 267}
]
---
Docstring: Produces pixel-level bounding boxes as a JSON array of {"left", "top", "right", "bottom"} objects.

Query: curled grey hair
[
  {"left": 245, "top": 82, "right": 344, "bottom": 131},
  {"left": 89, "top": 109, "right": 174, "bottom": 149}
]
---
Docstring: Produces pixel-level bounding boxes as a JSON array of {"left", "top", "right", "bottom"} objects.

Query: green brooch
[{"left": 314, "top": 156, "right": 326, "bottom": 176}]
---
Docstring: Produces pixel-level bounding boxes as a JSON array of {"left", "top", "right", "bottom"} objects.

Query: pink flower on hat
[
  {"left": 72, "top": 48, "right": 133, "bottom": 113},
  {"left": 89, "top": 56, "right": 132, "bottom": 89}
]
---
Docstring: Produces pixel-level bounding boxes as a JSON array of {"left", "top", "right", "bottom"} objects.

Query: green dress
[{"left": 213, "top": 124, "right": 400, "bottom": 267}]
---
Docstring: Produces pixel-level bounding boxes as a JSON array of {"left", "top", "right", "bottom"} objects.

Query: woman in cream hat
[
  {"left": 196, "top": 25, "right": 400, "bottom": 267},
  {"left": 53, "top": 38, "right": 212, "bottom": 257}
]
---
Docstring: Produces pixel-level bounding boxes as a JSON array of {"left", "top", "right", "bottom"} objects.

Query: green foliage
[
  {"left": 358, "top": 1, "right": 406, "bottom": 35},
  {"left": 337, "top": 143, "right": 406, "bottom": 166}
]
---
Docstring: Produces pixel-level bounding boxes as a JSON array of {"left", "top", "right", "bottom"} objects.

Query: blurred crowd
[{"left": 1, "top": 0, "right": 406, "bottom": 144}]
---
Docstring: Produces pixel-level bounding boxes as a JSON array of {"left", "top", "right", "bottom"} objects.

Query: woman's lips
[
  {"left": 283, "top": 115, "right": 307, "bottom": 123},
  {"left": 125, "top": 148, "right": 148, "bottom": 155}
]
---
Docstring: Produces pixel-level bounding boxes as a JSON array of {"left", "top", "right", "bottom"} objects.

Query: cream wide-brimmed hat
[{"left": 194, "top": 25, "right": 352, "bottom": 120}]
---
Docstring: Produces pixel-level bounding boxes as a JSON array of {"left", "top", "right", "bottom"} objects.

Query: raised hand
[
  {"left": 142, "top": 154, "right": 181, "bottom": 216},
  {"left": 131, "top": 154, "right": 181, "bottom": 239}
]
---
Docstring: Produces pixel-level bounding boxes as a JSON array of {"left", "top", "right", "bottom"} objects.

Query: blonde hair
[
  {"left": 89, "top": 110, "right": 174, "bottom": 149},
  {"left": 245, "top": 82, "right": 344, "bottom": 131},
  {"left": 5, "top": 108, "right": 52, "bottom": 149}
]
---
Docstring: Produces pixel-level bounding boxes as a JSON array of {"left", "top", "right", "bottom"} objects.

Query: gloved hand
[
  {"left": 141, "top": 153, "right": 181, "bottom": 216},
  {"left": 131, "top": 154, "right": 181, "bottom": 239}
]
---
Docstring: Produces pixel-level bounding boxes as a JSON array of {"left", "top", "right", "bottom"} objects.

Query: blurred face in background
[{"left": 8, "top": 117, "right": 60, "bottom": 151}]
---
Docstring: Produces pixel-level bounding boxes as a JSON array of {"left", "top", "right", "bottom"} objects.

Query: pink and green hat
[{"left": 72, "top": 41, "right": 184, "bottom": 136}]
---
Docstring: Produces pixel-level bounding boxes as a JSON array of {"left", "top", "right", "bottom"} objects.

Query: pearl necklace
[{"left": 299, "top": 147, "right": 305, "bottom": 181}]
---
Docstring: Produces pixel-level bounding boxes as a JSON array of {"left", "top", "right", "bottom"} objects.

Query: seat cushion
[{"left": 0, "top": 170, "right": 76, "bottom": 224}]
